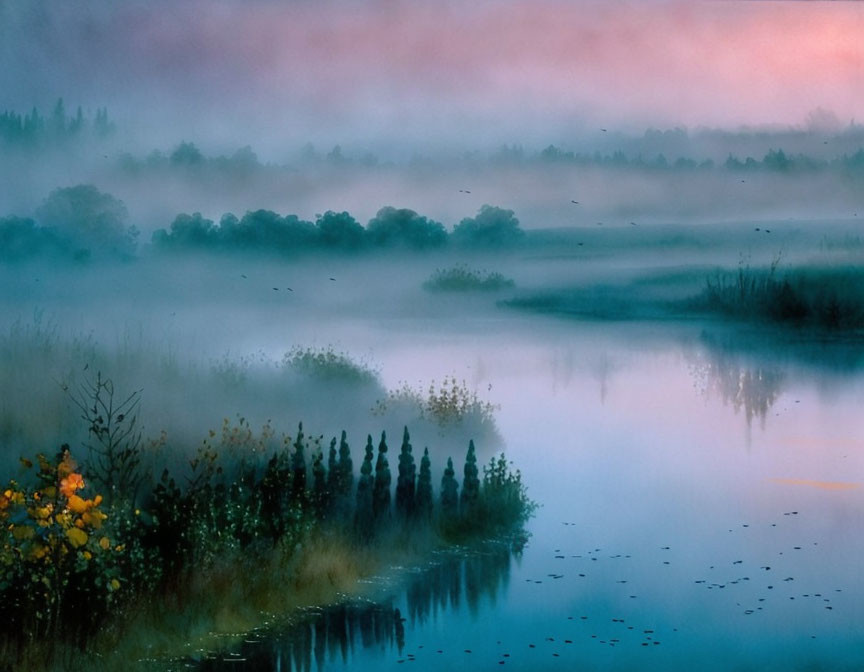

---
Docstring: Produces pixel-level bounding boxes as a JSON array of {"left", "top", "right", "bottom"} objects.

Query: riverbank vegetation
[
  {"left": 0, "top": 374, "right": 533, "bottom": 671},
  {"left": 423, "top": 266, "right": 515, "bottom": 293},
  {"left": 687, "top": 262, "right": 864, "bottom": 330}
]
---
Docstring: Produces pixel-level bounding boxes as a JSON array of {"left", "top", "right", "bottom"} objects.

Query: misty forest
[{"left": 1, "top": 2, "right": 863, "bottom": 671}]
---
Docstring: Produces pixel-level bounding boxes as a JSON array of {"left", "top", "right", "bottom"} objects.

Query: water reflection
[
  {"left": 187, "top": 542, "right": 516, "bottom": 671},
  {"left": 690, "top": 333, "right": 785, "bottom": 431}
]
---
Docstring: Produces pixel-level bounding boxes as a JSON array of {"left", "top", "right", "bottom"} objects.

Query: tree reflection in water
[
  {"left": 190, "top": 542, "right": 516, "bottom": 671},
  {"left": 690, "top": 332, "right": 785, "bottom": 432}
]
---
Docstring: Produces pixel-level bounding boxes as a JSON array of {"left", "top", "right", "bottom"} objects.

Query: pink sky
[{"left": 3, "top": 0, "right": 863, "bottom": 147}]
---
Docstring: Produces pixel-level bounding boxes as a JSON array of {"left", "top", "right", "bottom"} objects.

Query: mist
[{"left": 3, "top": 1, "right": 864, "bottom": 670}]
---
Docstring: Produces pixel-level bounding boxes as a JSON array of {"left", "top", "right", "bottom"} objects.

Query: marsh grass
[
  {"left": 422, "top": 265, "right": 515, "bottom": 292},
  {"left": 692, "top": 260, "right": 864, "bottom": 330}
]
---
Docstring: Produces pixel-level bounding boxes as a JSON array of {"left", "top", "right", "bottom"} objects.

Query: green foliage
[
  {"left": 372, "top": 432, "right": 391, "bottom": 521},
  {"left": 284, "top": 346, "right": 379, "bottom": 385},
  {"left": 291, "top": 423, "right": 307, "bottom": 501},
  {"left": 311, "top": 451, "right": 328, "bottom": 516},
  {"left": 460, "top": 440, "right": 480, "bottom": 515},
  {"left": 395, "top": 427, "right": 416, "bottom": 518},
  {"left": 440, "top": 457, "right": 459, "bottom": 521},
  {"left": 152, "top": 212, "right": 217, "bottom": 250},
  {"left": 0, "top": 99, "right": 112, "bottom": 148},
  {"left": 0, "top": 407, "right": 534, "bottom": 661},
  {"left": 35, "top": 185, "right": 137, "bottom": 260},
  {"left": 415, "top": 448, "right": 433, "bottom": 522},
  {"left": 0, "top": 448, "right": 120, "bottom": 649},
  {"left": 366, "top": 206, "right": 447, "bottom": 250},
  {"left": 316, "top": 211, "right": 366, "bottom": 250},
  {"left": 376, "top": 377, "right": 499, "bottom": 439},
  {"left": 452, "top": 205, "right": 525, "bottom": 248},
  {"left": 693, "top": 259, "right": 864, "bottom": 330},
  {"left": 354, "top": 436, "right": 375, "bottom": 541},
  {"left": 478, "top": 453, "right": 536, "bottom": 532},
  {"left": 169, "top": 141, "right": 204, "bottom": 167},
  {"left": 422, "top": 265, "right": 515, "bottom": 292},
  {"left": 0, "top": 217, "right": 71, "bottom": 262}
]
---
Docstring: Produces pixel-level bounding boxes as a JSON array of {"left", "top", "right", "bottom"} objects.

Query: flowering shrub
[{"left": 0, "top": 447, "right": 121, "bottom": 646}]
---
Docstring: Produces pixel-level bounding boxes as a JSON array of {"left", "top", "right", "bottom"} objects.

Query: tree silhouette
[
  {"left": 440, "top": 457, "right": 459, "bottom": 521},
  {"left": 366, "top": 206, "right": 447, "bottom": 250},
  {"left": 373, "top": 431, "right": 391, "bottom": 521},
  {"left": 312, "top": 451, "right": 327, "bottom": 515},
  {"left": 415, "top": 447, "right": 433, "bottom": 521},
  {"left": 395, "top": 427, "right": 416, "bottom": 518},
  {"left": 354, "top": 435, "right": 375, "bottom": 539},
  {"left": 460, "top": 440, "right": 480, "bottom": 516},
  {"left": 452, "top": 205, "right": 525, "bottom": 248},
  {"left": 291, "top": 423, "right": 307, "bottom": 501}
]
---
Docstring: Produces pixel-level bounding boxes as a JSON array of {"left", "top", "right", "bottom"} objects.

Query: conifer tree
[
  {"left": 415, "top": 447, "right": 433, "bottom": 521},
  {"left": 395, "top": 426, "right": 416, "bottom": 518},
  {"left": 338, "top": 430, "right": 353, "bottom": 497},
  {"left": 373, "top": 431, "right": 391, "bottom": 520},
  {"left": 291, "top": 422, "right": 307, "bottom": 500},
  {"left": 327, "top": 436, "right": 339, "bottom": 498},
  {"left": 312, "top": 451, "right": 328, "bottom": 514},
  {"left": 440, "top": 457, "right": 459, "bottom": 521},
  {"left": 460, "top": 440, "right": 480, "bottom": 516},
  {"left": 354, "top": 435, "right": 375, "bottom": 539}
]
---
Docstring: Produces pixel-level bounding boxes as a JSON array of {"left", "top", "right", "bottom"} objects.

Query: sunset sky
[{"left": 1, "top": 0, "right": 862, "bottom": 153}]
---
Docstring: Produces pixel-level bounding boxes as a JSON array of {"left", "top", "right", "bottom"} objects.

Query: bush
[
  {"left": 423, "top": 265, "right": 515, "bottom": 292},
  {"left": 283, "top": 346, "right": 379, "bottom": 385}
]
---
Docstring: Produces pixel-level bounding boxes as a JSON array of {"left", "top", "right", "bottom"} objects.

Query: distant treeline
[
  {"left": 0, "top": 99, "right": 114, "bottom": 148},
  {"left": 117, "top": 139, "right": 864, "bottom": 176},
  {"left": 0, "top": 184, "right": 526, "bottom": 262},
  {"left": 153, "top": 203, "right": 524, "bottom": 254}
]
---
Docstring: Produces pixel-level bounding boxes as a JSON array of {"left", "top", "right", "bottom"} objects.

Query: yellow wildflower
[
  {"left": 65, "top": 527, "right": 88, "bottom": 548},
  {"left": 68, "top": 495, "right": 89, "bottom": 514},
  {"left": 99, "top": 536, "right": 110, "bottom": 550}
]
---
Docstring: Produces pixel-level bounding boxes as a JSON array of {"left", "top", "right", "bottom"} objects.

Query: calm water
[
  {"left": 4, "top": 254, "right": 862, "bottom": 670},
  {"left": 174, "top": 311, "right": 864, "bottom": 671}
]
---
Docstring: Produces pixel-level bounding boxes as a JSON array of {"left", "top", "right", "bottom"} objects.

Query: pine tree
[
  {"left": 395, "top": 426, "right": 416, "bottom": 518},
  {"left": 354, "top": 435, "right": 375, "bottom": 539},
  {"left": 415, "top": 447, "right": 433, "bottom": 522},
  {"left": 327, "top": 436, "right": 338, "bottom": 498},
  {"left": 338, "top": 430, "right": 353, "bottom": 498},
  {"left": 373, "top": 431, "right": 391, "bottom": 521},
  {"left": 312, "top": 451, "right": 328, "bottom": 515},
  {"left": 440, "top": 457, "right": 459, "bottom": 521},
  {"left": 460, "top": 440, "right": 480, "bottom": 517},
  {"left": 291, "top": 422, "right": 307, "bottom": 501}
]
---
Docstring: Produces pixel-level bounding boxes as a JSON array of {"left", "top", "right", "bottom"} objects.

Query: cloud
[{"left": 1, "top": 0, "right": 862, "bottom": 152}]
